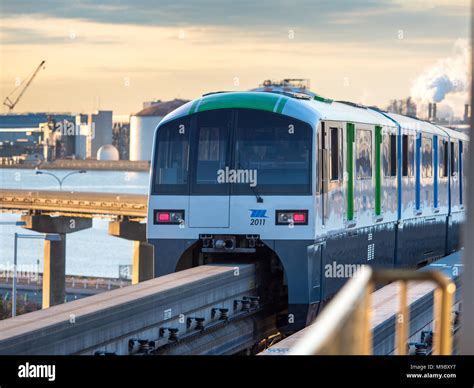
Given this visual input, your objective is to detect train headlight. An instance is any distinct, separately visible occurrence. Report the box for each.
[275,210,308,225]
[154,209,185,225]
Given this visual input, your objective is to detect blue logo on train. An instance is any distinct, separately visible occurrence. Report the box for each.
[249,209,268,218]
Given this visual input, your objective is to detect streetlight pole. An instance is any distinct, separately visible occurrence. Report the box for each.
[0,221,26,317]
[35,170,86,191]
[12,233,18,318]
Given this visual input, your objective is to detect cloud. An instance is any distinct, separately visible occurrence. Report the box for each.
[411,39,470,103]
[0,1,469,114]
[1,0,466,30]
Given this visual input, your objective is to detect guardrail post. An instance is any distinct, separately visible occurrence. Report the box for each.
[290,267,456,356]
[396,280,409,355]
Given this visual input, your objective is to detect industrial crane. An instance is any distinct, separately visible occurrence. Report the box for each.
[3,60,46,111]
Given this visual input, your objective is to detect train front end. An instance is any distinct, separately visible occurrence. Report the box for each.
[147,92,321,332]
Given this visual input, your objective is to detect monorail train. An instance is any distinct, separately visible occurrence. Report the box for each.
[147,91,469,333]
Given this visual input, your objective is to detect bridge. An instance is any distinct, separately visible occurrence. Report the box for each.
[0,189,469,356]
[0,189,147,219]
[0,189,150,309]
[0,253,461,356]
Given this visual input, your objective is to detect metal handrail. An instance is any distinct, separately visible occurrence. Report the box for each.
[289,266,456,355]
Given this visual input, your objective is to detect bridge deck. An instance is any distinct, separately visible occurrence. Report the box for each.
[0,189,147,219]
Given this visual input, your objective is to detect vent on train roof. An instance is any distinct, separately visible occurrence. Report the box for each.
[406,114,423,120]
[336,100,369,109]
[313,95,333,104]
[202,91,233,97]
[261,90,313,100]
[368,106,385,112]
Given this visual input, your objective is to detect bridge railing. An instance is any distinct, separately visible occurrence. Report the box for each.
[289,266,456,355]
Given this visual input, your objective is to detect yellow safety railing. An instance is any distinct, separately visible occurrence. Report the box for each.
[289,266,456,355]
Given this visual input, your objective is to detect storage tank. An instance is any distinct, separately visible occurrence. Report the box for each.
[97,144,119,160]
[129,99,189,161]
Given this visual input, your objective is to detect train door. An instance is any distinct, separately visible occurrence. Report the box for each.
[188,109,232,228]
[460,140,464,208]
[450,140,460,208]
[319,121,344,227]
[319,122,329,224]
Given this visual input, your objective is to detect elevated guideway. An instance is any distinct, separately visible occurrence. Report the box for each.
[0,189,147,219]
[0,189,150,305]
[0,264,276,355]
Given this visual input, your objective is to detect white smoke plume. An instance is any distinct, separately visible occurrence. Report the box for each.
[411,39,470,104]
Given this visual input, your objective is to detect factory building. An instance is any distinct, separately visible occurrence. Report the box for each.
[464,104,471,123]
[0,110,113,163]
[90,110,113,157]
[0,113,75,163]
[73,110,113,160]
[74,114,92,160]
[387,97,417,117]
[129,99,189,161]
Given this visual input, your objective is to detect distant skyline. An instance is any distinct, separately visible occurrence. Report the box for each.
[0,0,470,116]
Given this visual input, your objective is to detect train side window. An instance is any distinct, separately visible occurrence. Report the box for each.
[382,134,390,177]
[402,134,409,177]
[356,129,372,179]
[330,127,339,181]
[389,134,397,177]
[451,141,458,176]
[463,143,468,178]
[383,133,396,178]
[440,140,448,178]
[408,135,415,177]
[422,137,433,178]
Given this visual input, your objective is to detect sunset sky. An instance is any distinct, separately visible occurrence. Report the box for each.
[0,0,470,116]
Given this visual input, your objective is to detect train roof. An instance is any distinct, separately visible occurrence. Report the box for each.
[302,99,396,127]
[159,91,396,128]
[383,112,446,136]
[157,92,469,142]
[386,112,469,141]
[435,124,469,141]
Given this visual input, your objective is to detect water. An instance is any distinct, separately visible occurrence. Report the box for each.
[0,168,150,278]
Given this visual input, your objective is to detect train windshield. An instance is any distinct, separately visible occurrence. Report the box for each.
[233,109,312,194]
[152,109,312,195]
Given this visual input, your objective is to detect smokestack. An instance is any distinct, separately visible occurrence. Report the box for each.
[433,103,437,121]
[464,104,470,123]
[428,103,433,119]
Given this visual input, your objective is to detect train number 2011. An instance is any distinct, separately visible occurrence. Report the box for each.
[250,218,266,226]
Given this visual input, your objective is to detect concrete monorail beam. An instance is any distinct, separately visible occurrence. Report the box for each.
[108,220,153,284]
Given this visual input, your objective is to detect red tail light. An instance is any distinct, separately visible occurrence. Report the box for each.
[293,213,306,223]
[275,210,308,225]
[154,209,185,225]
[158,212,170,222]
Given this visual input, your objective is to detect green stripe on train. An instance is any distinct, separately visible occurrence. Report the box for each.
[346,123,355,221]
[188,92,288,114]
[188,99,200,114]
[375,125,382,216]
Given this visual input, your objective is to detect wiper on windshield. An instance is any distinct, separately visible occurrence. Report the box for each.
[237,161,263,203]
